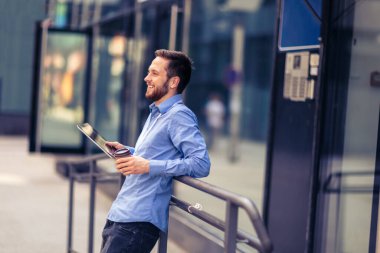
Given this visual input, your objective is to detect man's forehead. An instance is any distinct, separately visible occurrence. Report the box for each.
[149,57,169,71]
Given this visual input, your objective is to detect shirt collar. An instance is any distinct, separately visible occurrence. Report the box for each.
[149,94,183,114]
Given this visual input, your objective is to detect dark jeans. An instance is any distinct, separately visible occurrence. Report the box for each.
[101,220,160,253]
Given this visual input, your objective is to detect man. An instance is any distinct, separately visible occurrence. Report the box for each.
[102,49,210,253]
[204,93,225,150]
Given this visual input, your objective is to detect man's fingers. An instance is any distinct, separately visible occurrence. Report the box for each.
[116,159,130,168]
[106,141,124,149]
[115,157,134,174]
[116,157,132,165]
[114,156,147,175]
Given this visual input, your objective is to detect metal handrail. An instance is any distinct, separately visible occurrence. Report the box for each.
[65,154,272,253]
[169,196,264,250]
[166,176,273,253]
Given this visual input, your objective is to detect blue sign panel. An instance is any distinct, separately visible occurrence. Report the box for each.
[279,0,322,51]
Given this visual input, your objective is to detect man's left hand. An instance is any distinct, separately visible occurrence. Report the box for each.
[115,156,150,176]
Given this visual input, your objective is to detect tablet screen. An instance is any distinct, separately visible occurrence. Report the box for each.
[77,123,116,158]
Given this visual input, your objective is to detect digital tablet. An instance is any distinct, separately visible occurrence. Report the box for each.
[77,123,117,158]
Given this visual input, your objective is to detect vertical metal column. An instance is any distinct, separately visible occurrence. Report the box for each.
[35,19,50,152]
[369,108,380,252]
[128,1,143,146]
[67,166,75,253]
[88,161,97,253]
[168,4,178,50]
[181,0,192,54]
[157,231,168,253]
[224,201,238,253]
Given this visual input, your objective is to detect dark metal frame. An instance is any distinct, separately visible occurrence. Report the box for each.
[324,171,378,194]
[312,0,356,252]
[263,0,325,252]
[29,24,92,154]
[369,108,380,252]
[65,154,273,253]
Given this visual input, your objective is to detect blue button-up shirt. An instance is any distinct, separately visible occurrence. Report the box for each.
[107,94,210,232]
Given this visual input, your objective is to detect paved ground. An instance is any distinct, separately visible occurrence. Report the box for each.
[0,136,184,253]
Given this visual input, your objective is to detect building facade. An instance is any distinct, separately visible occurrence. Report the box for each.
[1,0,379,252]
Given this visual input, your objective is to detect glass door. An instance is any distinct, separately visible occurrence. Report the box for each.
[316,0,380,252]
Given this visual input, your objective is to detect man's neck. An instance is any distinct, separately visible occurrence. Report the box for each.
[154,92,178,106]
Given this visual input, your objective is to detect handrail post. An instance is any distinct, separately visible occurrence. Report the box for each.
[224,201,238,253]
[157,231,168,253]
[88,160,96,253]
[67,165,75,253]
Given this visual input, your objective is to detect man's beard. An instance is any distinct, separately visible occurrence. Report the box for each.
[145,79,170,101]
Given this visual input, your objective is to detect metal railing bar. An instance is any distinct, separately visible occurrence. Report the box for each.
[170,196,225,230]
[88,161,96,253]
[62,153,108,166]
[67,165,75,253]
[72,173,120,183]
[225,201,238,253]
[325,187,379,194]
[170,196,263,251]
[323,170,377,193]
[175,176,262,218]
[174,176,272,252]
[158,232,168,253]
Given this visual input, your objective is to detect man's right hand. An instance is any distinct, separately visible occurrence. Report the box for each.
[106,141,125,151]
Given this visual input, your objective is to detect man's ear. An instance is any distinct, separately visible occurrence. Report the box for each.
[170,76,180,89]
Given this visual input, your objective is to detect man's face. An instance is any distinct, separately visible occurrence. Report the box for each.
[144,57,171,103]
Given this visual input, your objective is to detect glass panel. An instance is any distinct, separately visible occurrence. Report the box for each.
[90,35,124,146]
[40,32,87,148]
[86,1,174,158]
[175,0,276,247]
[90,18,129,150]
[128,3,173,142]
[318,0,380,252]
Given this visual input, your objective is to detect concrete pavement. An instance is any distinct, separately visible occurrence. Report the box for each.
[0,136,184,253]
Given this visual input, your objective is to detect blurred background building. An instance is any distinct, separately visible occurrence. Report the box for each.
[0,0,379,252]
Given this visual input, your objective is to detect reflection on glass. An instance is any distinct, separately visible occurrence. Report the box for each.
[175,0,276,244]
[319,1,380,252]
[91,34,128,145]
[40,33,87,148]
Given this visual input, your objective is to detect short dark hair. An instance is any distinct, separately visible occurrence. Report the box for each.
[154,49,193,94]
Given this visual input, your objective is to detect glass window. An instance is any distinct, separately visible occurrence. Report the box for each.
[316,1,380,252]
[175,0,276,248]
[89,16,132,148]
